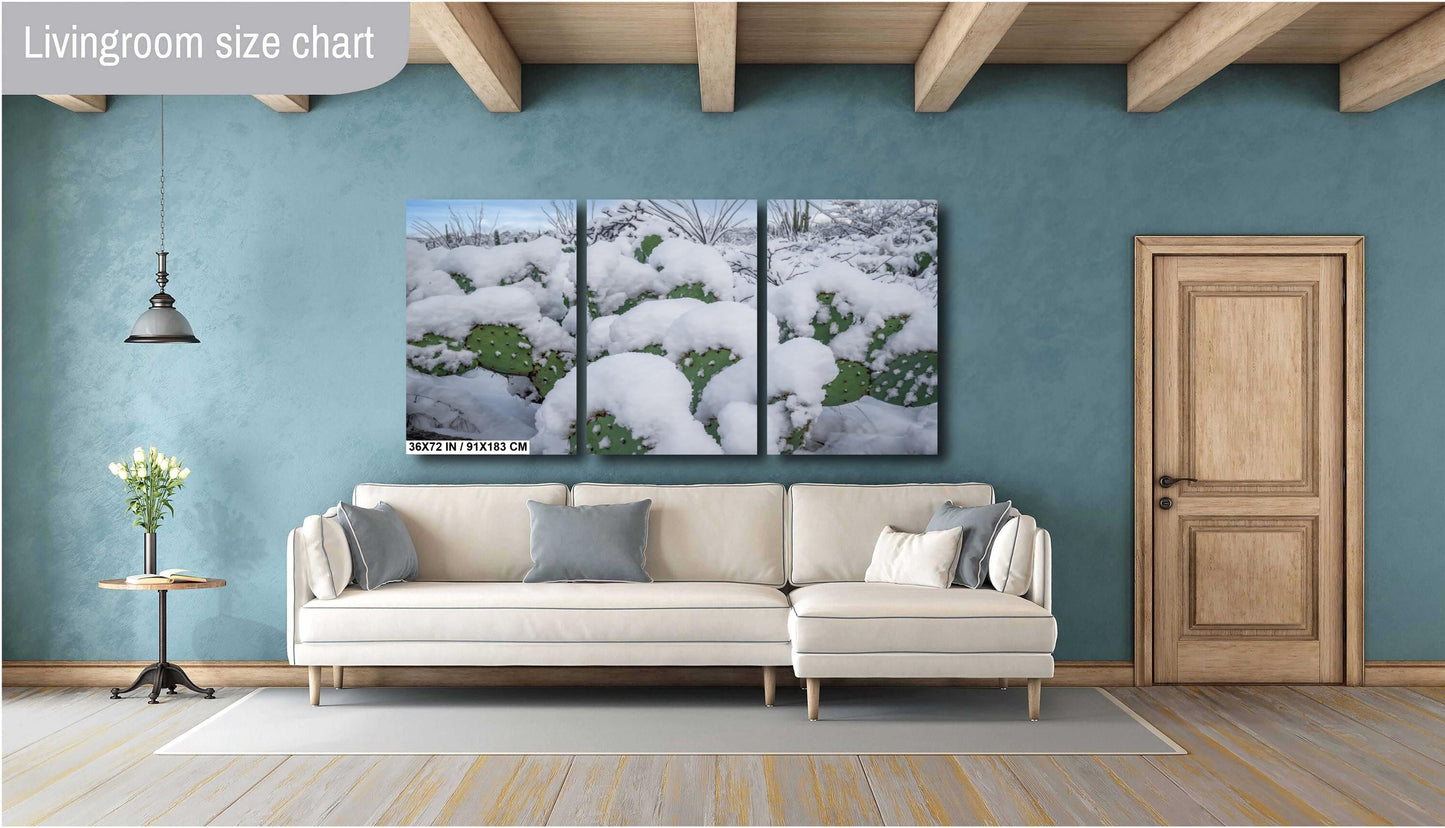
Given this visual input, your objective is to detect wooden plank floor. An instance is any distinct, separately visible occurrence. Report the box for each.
[5,685,1445,825]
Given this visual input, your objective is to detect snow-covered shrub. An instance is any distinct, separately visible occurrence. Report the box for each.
[766,199,938,454]
[585,200,759,455]
[405,200,577,453]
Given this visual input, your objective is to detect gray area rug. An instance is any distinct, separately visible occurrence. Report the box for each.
[158,685,1182,755]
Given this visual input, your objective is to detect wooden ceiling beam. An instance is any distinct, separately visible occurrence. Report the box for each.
[1127,3,1315,112]
[253,95,311,113]
[414,2,522,112]
[39,95,106,113]
[695,3,737,112]
[915,3,1028,112]
[1339,6,1445,112]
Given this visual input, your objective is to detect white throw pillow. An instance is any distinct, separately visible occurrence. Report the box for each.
[987,513,1036,596]
[298,508,352,599]
[864,526,963,589]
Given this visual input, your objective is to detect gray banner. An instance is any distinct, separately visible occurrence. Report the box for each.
[3,2,410,94]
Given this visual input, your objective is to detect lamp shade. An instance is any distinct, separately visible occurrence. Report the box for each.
[126,295,199,344]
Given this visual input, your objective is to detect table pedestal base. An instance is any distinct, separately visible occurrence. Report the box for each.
[110,661,215,704]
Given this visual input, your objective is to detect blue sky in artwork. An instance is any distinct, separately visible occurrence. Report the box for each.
[406,199,571,234]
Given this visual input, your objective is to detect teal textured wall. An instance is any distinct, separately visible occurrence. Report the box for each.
[4,64,1443,663]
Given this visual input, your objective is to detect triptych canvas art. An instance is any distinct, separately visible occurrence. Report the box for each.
[405,198,937,457]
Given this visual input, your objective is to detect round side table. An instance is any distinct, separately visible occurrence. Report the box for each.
[98,578,227,704]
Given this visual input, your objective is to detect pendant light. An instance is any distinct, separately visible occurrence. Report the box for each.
[126,96,199,344]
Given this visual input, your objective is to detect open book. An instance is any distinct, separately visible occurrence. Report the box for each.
[125,568,207,585]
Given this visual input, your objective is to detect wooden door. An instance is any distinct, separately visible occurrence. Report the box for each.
[1152,253,1345,683]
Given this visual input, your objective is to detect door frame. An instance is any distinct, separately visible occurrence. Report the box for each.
[1133,236,1365,687]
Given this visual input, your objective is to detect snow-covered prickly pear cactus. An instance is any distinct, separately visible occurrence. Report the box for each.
[808,292,853,344]
[765,338,838,454]
[531,351,572,398]
[406,332,469,375]
[463,323,534,376]
[585,412,647,455]
[677,347,738,410]
[823,360,871,406]
[871,349,939,407]
[583,353,724,455]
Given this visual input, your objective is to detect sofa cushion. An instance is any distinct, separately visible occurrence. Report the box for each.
[925,500,1013,588]
[789,484,995,585]
[298,581,790,645]
[988,514,1036,596]
[864,526,962,589]
[524,500,652,583]
[336,502,420,590]
[788,582,1056,655]
[352,483,567,581]
[296,509,351,599]
[572,484,785,585]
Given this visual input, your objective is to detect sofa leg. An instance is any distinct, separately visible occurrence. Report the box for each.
[333,666,344,690]
[806,678,820,721]
[999,677,1008,690]
[1028,678,1041,721]
[763,666,776,707]
[309,666,321,706]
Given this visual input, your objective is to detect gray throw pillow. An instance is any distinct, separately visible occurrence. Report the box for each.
[927,500,1013,588]
[525,500,652,583]
[336,501,419,590]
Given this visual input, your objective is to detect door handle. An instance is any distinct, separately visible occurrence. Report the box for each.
[1158,475,1199,488]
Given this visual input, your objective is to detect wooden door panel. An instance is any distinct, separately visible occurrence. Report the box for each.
[1188,289,1313,489]
[1153,253,1344,684]
[1186,519,1315,633]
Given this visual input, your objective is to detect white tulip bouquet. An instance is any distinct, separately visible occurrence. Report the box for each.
[109,446,191,532]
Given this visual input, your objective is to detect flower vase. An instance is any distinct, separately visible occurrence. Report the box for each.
[144,532,157,575]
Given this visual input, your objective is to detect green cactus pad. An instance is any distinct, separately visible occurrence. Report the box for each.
[586,412,648,455]
[871,350,939,407]
[498,262,546,287]
[767,394,815,454]
[463,324,535,376]
[676,347,738,410]
[823,359,870,406]
[633,234,663,263]
[810,293,855,344]
[406,333,473,375]
[780,423,809,454]
[609,290,661,317]
[666,283,719,303]
[867,316,907,360]
[912,251,934,272]
[704,418,721,442]
[530,350,572,398]
[448,272,475,293]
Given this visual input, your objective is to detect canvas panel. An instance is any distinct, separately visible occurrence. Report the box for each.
[765,199,939,455]
[582,199,761,455]
[404,199,578,455]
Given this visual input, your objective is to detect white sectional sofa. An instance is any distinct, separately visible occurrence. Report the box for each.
[287,482,1054,720]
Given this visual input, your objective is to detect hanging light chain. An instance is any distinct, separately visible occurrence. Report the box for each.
[158,95,166,254]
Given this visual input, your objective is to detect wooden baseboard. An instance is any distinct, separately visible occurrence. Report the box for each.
[1362,661,1445,686]
[1,660,1134,688]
